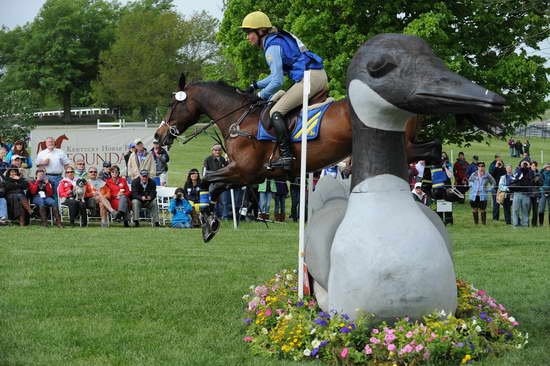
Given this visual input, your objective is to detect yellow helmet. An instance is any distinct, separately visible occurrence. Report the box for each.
[240,11,272,29]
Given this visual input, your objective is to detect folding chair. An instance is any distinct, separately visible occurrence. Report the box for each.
[156,186,177,226]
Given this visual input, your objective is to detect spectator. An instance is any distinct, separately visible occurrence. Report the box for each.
[4,167,33,226]
[74,159,88,179]
[412,182,431,205]
[341,156,352,179]
[508,138,515,157]
[520,152,531,164]
[99,161,112,181]
[538,162,550,226]
[408,163,419,190]
[488,154,501,175]
[441,152,452,170]
[498,164,514,225]
[0,146,9,176]
[258,178,275,220]
[183,168,202,227]
[514,140,523,156]
[169,187,193,228]
[415,160,425,182]
[203,144,229,219]
[523,140,530,156]
[529,161,541,227]
[36,136,71,201]
[130,169,160,227]
[127,139,156,181]
[289,178,300,222]
[6,140,32,171]
[124,143,136,179]
[87,167,119,227]
[0,136,9,152]
[510,160,533,227]
[453,152,469,198]
[466,155,479,178]
[468,162,495,225]
[58,167,91,227]
[490,159,506,221]
[152,140,170,186]
[28,169,63,227]
[0,173,8,225]
[8,155,29,179]
[274,180,288,222]
[105,165,131,227]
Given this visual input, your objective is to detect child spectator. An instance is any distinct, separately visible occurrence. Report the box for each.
[169,188,193,228]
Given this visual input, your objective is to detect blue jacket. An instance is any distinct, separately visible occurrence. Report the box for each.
[541,169,550,192]
[257,31,323,100]
[466,162,478,178]
[169,198,192,227]
[469,171,496,201]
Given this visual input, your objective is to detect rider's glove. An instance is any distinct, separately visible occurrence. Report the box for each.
[244,81,258,94]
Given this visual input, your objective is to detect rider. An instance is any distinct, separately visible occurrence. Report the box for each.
[240,11,328,170]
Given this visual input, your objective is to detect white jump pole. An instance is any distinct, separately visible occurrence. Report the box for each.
[230,188,237,229]
[298,71,311,299]
[541,150,544,165]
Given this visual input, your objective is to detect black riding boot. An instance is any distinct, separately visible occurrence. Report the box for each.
[200,204,220,243]
[269,112,294,171]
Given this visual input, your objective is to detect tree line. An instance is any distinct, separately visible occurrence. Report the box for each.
[0,0,548,144]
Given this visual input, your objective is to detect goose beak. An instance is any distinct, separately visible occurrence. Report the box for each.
[411,71,505,115]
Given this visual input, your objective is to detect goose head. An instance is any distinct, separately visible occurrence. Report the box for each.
[347,33,505,132]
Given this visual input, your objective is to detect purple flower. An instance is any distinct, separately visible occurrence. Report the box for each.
[342,313,350,320]
[339,327,351,333]
[486,317,493,323]
[320,340,329,347]
[319,312,331,319]
[314,319,329,326]
[291,286,298,291]
[244,318,252,324]
[456,342,464,348]
[296,301,304,307]
[311,347,319,357]
[480,312,487,320]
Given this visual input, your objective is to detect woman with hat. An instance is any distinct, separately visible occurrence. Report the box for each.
[240,11,327,170]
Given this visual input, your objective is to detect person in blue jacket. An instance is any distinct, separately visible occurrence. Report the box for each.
[240,11,328,170]
[170,187,193,228]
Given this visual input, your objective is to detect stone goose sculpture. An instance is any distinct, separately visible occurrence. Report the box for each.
[304,34,505,322]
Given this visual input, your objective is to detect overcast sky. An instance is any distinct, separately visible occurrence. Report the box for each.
[0,0,224,29]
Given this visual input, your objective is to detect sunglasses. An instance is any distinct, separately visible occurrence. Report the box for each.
[89,171,97,173]
[66,171,75,173]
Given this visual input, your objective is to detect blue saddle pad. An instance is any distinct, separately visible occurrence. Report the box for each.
[256,102,332,141]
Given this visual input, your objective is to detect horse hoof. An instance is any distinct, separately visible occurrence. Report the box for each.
[202,224,216,243]
[209,216,220,233]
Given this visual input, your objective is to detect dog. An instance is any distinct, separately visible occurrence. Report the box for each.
[74,178,87,202]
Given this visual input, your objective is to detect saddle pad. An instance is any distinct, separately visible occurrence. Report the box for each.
[256,102,332,141]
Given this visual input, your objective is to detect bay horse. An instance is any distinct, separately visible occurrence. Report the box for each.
[154,74,437,187]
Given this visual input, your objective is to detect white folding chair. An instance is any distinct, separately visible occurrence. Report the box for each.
[156,186,177,225]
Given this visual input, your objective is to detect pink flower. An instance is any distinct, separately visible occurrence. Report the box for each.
[265,308,272,317]
[512,321,519,326]
[405,331,414,338]
[423,351,430,359]
[415,344,424,352]
[384,334,397,344]
[243,336,253,342]
[399,326,405,331]
[340,348,349,358]
[431,332,437,338]
[387,344,396,351]
[383,327,395,334]
[364,345,373,354]
[400,344,413,353]
[248,297,259,311]
[478,290,486,296]
[372,329,380,334]
[254,286,268,297]
[370,337,380,344]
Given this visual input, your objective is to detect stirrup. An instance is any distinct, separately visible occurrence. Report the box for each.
[266,156,294,170]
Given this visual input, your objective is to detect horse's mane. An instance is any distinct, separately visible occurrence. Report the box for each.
[191,80,257,103]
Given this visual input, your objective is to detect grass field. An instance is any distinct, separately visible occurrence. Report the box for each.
[1,134,550,365]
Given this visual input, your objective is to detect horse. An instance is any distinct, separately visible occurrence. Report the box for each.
[154,74,437,187]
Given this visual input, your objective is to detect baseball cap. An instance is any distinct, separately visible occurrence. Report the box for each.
[153,140,160,144]
[103,161,112,168]
[212,144,222,151]
[128,143,136,148]
[414,182,422,189]
[11,154,22,161]
[139,169,149,176]
[134,138,143,145]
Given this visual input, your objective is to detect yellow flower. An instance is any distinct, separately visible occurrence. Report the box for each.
[282,345,291,352]
[461,354,472,364]
[339,323,345,327]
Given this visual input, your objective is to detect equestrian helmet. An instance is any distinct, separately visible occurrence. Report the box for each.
[241,11,272,30]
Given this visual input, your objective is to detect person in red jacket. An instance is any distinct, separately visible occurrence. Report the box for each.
[105,165,130,227]
[28,169,63,227]
[57,167,92,226]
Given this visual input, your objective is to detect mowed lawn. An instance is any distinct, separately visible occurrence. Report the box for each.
[1,134,550,365]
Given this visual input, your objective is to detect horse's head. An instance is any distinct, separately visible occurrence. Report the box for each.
[155,73,202,146]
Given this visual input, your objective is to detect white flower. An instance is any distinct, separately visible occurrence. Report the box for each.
[249,285,255,290]
[286,274,293,281]
[525,332,529,339]
[310,328,316,335]
[472,319,477,326]
[312,339,321,348]
[438,309,447,317]
[508,316,516,323]
[516,344,523,349]
[304,349,311,356]
[460,322,467,330]
[285,314,293,320]
[475,325,482,333]
[242,294,250,300]
[262,328,268,334]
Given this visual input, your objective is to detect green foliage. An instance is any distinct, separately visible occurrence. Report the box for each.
[218,0,550,144]
[1,0,119,122]
[93,9,219,119]
[0,89,37,143]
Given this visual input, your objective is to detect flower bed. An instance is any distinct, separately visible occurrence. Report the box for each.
[242,269,528,365]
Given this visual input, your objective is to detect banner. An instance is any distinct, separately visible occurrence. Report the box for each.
[30,126,157,172]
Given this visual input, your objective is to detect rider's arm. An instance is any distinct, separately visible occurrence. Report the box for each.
[257,45,284,100]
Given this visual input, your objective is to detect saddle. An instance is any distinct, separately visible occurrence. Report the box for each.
[259,88,330,135]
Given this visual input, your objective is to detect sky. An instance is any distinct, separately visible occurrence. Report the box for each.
[0,0,224,29]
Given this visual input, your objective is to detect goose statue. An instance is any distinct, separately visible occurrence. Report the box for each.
[304,34,505,322]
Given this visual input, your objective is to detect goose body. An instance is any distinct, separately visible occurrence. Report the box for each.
[304,34,505,321]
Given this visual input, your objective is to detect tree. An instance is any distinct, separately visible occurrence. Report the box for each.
[3,0,118,122]
[218,0,549,144]
[0,89,37,143]
[93,9,220,119]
